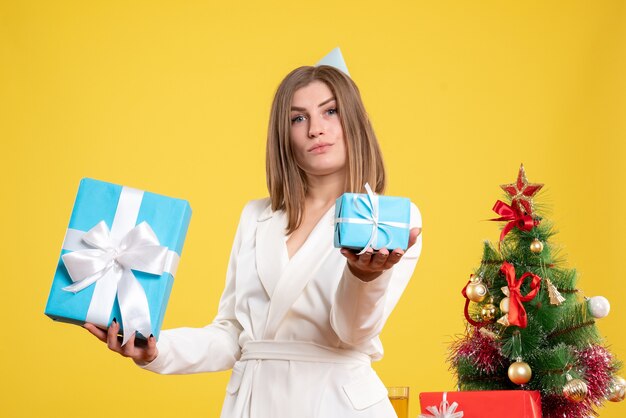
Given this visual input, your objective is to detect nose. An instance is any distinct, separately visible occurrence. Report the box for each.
[308,115,325,139]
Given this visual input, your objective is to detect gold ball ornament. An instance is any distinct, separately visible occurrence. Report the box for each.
[466,278,488,302]
[608,376,626,402]
[481,304,498,321]
[500,297,510,313]
[563,375,588,402]
[508,360,532,385]
[530,238,544,253]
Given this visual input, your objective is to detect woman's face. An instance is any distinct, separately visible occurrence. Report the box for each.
[289,80,347,180]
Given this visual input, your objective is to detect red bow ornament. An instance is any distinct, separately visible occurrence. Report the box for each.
[491,200,537,248]
[500,262,542,328]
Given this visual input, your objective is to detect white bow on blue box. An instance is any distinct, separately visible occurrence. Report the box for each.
[45,178,192,345]
[334,183,411,255]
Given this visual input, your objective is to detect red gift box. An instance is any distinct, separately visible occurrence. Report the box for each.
[419,390,541,418]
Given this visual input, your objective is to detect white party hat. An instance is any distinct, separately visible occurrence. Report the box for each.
[315,47,350,76]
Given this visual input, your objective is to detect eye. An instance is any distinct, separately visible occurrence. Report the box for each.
[291,115,307,124]
[326,108,338,116]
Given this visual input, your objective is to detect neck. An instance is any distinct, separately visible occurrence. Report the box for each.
[304,171,346,210]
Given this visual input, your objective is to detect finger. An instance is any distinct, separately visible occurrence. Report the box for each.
[120,331,137,358]
[340,248,358,263]
[107,318,122,353]
[84,323,107,343]
[145,335,158,362]
[384,249,404,268]
[408,227,422,248]
[371,248,389,268]
[356,248,374,268]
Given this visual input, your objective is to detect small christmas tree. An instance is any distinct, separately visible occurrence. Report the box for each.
[449,165,625,417]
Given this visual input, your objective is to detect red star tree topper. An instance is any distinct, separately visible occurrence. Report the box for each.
[500,164,544,216]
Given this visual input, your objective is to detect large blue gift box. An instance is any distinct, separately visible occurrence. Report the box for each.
[45,178,191,342]
[334,186,411,252]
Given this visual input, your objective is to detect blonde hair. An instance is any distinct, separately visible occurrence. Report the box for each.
[266,65,386,234]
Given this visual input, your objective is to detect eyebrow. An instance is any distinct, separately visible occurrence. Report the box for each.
[290,97,336,112]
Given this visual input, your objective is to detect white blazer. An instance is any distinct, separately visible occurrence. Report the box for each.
[141,198,423,418]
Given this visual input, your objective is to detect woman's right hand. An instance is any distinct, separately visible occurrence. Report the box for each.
[84,320,158,366]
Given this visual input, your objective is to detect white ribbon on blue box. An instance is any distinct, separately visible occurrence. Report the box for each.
[334,183,411,255]
[45,178,192,345]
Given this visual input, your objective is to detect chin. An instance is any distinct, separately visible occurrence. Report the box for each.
[299,155,347,177]
[304,165,346,177]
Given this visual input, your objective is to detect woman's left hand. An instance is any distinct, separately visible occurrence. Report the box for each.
[340,227,422,282]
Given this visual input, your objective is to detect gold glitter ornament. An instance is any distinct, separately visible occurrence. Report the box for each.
[497,314,510,327]
[481,304,498,321]
[466,277,488,302]
[608,376,626,402]
[497,288,511,326]
[546,278,565,305]
[500,297,510,313]
[508,359,532,385]
[530,238,544,253]
[563,374,588,402]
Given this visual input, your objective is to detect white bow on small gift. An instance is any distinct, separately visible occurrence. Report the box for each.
[335,183,410,255]
[419,392,464,418]
[62,220,171,345]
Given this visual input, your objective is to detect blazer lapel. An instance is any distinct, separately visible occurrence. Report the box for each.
[255,205,288,299]
[263,206,336,340]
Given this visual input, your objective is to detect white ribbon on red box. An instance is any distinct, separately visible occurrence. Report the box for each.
[419,392,464,418]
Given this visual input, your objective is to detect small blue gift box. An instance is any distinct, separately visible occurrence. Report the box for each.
[334,186,411,252]
[45,178,191,342]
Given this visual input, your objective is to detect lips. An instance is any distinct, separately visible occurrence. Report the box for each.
[308,142,333,153]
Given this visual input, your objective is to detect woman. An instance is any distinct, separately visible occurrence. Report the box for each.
[85,63,422,417]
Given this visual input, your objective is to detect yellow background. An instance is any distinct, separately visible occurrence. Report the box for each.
[2,1,624,417]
